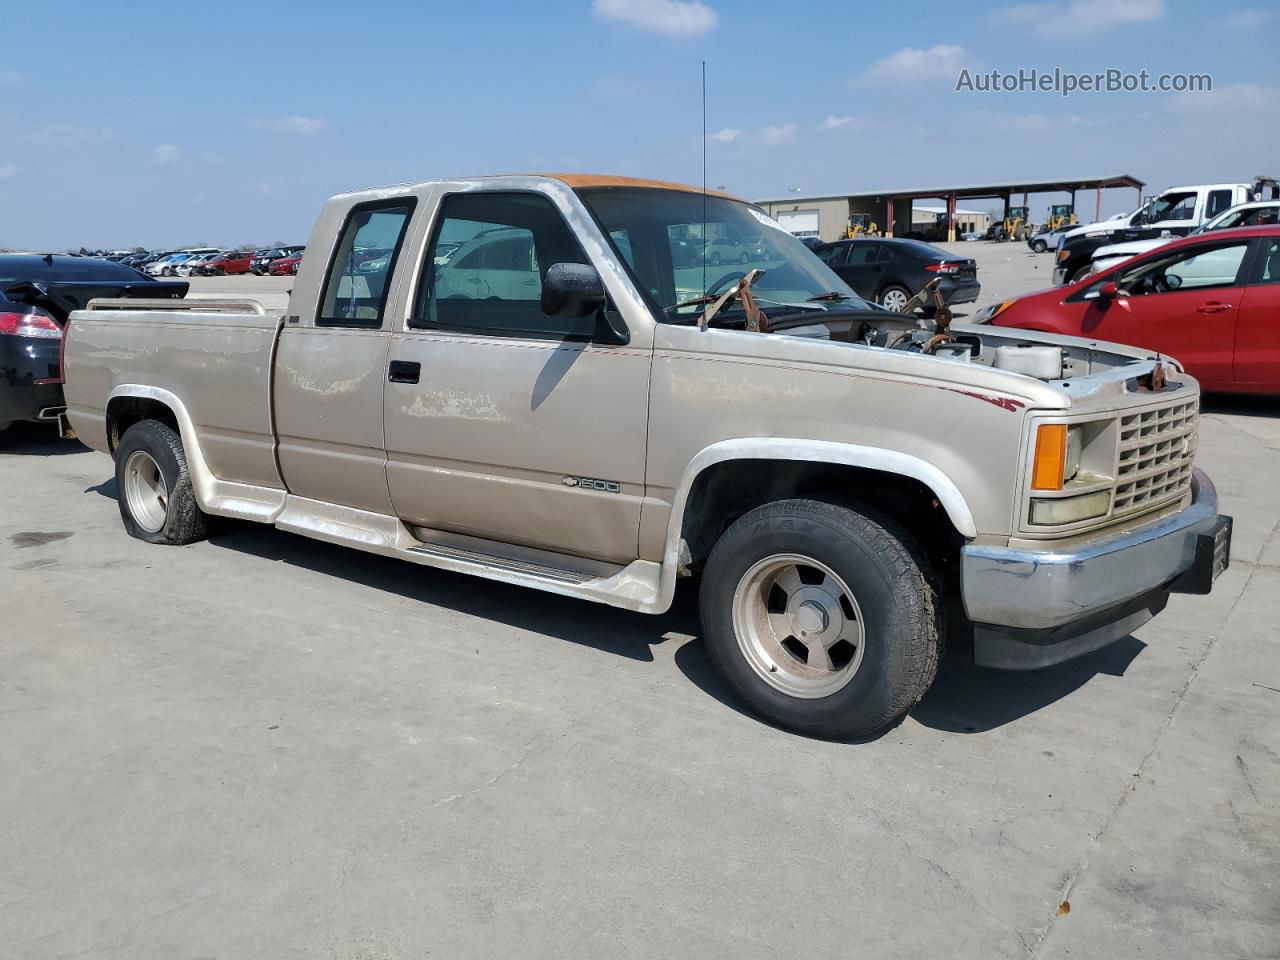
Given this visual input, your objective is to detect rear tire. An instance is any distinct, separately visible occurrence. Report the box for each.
[114,420,210,545]
[699,499,941,739]
[1032,239,1047,253]
[878,284,911,312]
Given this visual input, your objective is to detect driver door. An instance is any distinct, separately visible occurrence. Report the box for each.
[1082,239,1250,385]
[383,190,649,564]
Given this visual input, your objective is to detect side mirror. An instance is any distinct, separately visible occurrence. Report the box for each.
[541,262,605,319]
[1098,280,1118,300]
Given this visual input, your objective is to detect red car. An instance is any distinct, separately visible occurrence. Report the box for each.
[987,226,1280,394]
[268,252,302,276]
[198,250,254,276]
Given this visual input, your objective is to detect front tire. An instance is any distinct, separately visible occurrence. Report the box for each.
[1032,239,1047,253]
[699,499,941,739]
[114,420,210,545]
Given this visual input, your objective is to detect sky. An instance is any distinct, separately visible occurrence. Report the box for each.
[2,0,1277,250]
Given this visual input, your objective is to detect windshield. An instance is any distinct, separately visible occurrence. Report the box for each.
[576,188,868,320]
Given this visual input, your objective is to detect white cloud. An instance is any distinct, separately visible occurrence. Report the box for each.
[20,123,112,145]
[0,164,18,179]
[707,127,742,142]
[1171,82,1272,113]
[250,114,329,135]
[816,115,853,131]
[150,144,182,166]
[759,121,798,145]
[252,182,273,197]
[1008,112,1051,131]
[592,0,718,38]
[862,44,972,85]
[1226,8,1276,28]
[993,0,1163,37]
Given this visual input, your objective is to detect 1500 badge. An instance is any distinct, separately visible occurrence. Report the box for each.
[562,476,621,493]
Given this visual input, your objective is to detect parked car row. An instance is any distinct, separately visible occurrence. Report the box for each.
[81,246,306,277]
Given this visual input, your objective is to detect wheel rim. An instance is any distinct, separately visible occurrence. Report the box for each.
[731,553,866,699]
[123,450,169,533]
[881,288,909,311]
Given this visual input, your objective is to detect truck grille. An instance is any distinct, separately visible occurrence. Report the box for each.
[1113,399,1198,516]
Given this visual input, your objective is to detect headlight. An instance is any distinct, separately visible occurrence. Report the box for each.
[1030,491,1110,525]
[973,299,1015,324]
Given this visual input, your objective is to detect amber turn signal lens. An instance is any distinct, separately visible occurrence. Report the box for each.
[1031,424,1068,491]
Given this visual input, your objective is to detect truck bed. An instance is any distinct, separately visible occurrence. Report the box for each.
[64,301,285,492]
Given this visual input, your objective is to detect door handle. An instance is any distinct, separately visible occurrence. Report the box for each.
[388,360,421,383]
[1195,302,1233,314]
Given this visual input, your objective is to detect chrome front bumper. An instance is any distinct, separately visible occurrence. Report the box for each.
[961,469,1230,669]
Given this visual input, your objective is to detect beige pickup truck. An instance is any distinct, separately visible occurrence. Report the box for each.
[63,174,1231,738]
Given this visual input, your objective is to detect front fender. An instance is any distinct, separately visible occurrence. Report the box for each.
[652,437,978,611]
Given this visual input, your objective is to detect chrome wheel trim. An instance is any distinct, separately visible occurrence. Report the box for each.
[123,450,169,533]
[881,288,909,311]
[731,553,866,699]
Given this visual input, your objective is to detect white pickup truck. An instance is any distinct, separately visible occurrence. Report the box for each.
[1054,182,1264,285]
[1088,199,1280,277]
[61,174,1232,738]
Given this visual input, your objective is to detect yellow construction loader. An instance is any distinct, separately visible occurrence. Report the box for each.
[845,214,880,239]
[1045,204,1077,232]
[994,205,1030,242]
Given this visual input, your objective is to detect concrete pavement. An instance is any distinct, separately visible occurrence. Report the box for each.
[1,265,1277,959]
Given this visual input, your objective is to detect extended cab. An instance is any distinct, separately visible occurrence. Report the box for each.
[62,175,1232,738]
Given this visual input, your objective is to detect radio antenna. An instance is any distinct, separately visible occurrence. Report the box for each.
[701,60,707,299]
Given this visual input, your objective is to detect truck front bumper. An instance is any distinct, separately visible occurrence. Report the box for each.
[961,469,1231,670]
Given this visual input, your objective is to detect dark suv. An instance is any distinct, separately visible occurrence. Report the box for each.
[812,238,980,313]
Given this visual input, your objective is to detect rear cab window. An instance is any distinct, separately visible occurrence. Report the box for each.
[317,199,416,328]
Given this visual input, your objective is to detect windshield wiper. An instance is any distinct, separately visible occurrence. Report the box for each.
[808,292,850,302]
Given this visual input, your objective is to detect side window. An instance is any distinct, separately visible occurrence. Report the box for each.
[875,245,895,264]
[846,243,878,265]
[1118,242,1250,296]
[413,191,595,338]
[1165,195,1197,222]
[815,244,847,265]
[1205,190,1233,220]
[318,200,415,328]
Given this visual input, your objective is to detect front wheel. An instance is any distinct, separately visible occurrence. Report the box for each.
[699,499,941,739]
[1032,239,1047,253]
[115,420,211,545]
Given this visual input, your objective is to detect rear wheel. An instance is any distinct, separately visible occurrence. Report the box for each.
[114,420,210,545]
[1032,239,1047,253]
[699,499,941,739]
[878,284,911,311]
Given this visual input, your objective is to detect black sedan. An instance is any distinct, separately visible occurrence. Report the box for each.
[812,238,980,313]
[0,256,186,441]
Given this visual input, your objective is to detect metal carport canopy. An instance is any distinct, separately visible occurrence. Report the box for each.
[754,174,1145,240]
[753,174,1145,205]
